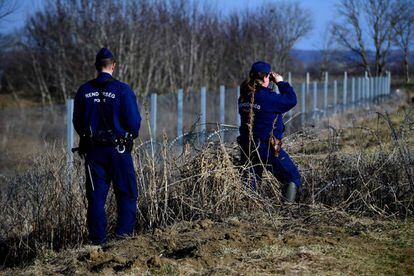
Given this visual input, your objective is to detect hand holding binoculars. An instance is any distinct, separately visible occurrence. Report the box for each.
[269,72,283,83]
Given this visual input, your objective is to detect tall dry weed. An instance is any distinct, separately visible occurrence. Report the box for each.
[0,108,413,267]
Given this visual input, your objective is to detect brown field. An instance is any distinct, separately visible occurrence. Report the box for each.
[1,88,413,275]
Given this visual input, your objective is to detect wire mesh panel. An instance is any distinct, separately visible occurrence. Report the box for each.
[155,92,178,139]
[205,87,221,131]
[225,87,238,127]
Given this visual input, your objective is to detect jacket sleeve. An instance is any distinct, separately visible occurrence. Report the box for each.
[268,81,297,113]
[122,85,141,138]
[72,87,85,136]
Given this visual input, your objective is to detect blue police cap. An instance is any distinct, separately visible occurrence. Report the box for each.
[96,48,114,61]
[251,61,271,74]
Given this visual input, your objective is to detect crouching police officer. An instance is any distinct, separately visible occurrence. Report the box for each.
[238,61,301,202]
[73,48,142,245]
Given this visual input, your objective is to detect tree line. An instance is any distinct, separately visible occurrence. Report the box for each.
[0,0,412,105]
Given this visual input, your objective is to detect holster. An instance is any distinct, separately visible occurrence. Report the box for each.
[78,134,92,155]
[269,136,283,157]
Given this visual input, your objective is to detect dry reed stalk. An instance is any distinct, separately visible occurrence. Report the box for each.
[0,109,413,267]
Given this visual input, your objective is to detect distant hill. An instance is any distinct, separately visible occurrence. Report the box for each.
[291,48,414,67]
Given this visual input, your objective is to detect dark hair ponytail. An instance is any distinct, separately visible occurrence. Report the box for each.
[240,70,268,102]
[239,70,268,147]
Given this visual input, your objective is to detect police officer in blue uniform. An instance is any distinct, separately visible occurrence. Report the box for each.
[73,48,141,245]
[238,61,300,202]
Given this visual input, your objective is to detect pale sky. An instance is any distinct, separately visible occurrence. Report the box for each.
[1,0,338,50]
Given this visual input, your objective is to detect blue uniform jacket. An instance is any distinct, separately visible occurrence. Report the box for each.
[239,81,297,142]
[73,72,141,139]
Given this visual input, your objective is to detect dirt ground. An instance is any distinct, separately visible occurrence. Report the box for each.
[3,204,413,275]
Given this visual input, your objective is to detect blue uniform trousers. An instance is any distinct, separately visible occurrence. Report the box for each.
[240,141,301,191]
[84,147,138,245]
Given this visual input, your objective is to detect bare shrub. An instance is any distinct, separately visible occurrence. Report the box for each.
[0,109,413,267]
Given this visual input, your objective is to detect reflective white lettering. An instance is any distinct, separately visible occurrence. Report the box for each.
[85,91,116,99]
[239,102,261,110]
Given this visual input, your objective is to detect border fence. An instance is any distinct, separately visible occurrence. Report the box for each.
[57,71,391,179]
[65,71,391,159]
[0,70,392,179]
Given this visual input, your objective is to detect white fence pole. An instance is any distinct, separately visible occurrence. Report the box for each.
[313,81,317,119]
[370,77,375,101]
[236,86,240,126]
[66,99,74,186]
[365,72,369,106]
[150,93,157,153]
[177,89,183,146]
[324,71,328,116]
[343,71,348,109]
[288,72,293,118]
[220,85,225,140]
[301,82,306,125]
[200,86,206,144]
[351,77,355,108]
[306,72,310,95]
[333,80,338,113]
[387,71,391,94]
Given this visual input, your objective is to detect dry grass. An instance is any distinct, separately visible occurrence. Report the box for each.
[0,105,413,268]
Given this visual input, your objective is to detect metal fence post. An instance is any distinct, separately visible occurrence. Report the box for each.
[333,80,337,113]
[357,78,360,105]
[288,72,293,118]
[313,81,317,119]
[385,74,388,95]
[365,72,369,106]
[351,77,355,108]
[378,76,382,98]
[381,76,384,102]
[220,85,225,140]
[343,71,348,110]
[380,76,383,100]
[387,71,391,95]
[236,86,240,126]
[370,77,375,101]
[362,77,366,104]
[301,82,306,126]
[200,86,206,144]
[324,71,328,116]
[150,93,157,153]
[177,89,183,146]
[66,99,74,186]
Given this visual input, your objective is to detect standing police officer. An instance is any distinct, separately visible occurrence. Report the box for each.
[238,61,300,202]
[73,48,141,245]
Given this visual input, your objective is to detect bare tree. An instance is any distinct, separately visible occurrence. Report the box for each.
[265,1,313,73]
[332,0,372,74]
[332,0,398,76]
[392,0,414,83]
[1,0,313,103]
[364,0,396,76]
[315,25,338,80]
[0,0,17,21]
[225,1,312,81]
